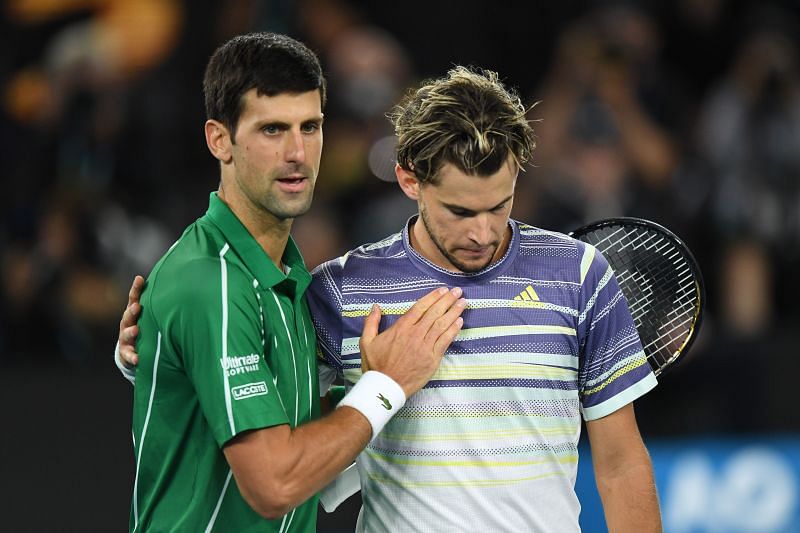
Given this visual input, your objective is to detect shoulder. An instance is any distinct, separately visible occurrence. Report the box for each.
[146,226,254,312]
[515,221,582,253]
[311,230,404,284]
[514,220,598,269]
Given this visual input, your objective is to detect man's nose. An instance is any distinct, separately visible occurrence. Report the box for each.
[467,214,493,245]
[284,129,306,165]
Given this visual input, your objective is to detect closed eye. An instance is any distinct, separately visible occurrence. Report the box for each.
[446,200,509,217]
[449,208,476,218]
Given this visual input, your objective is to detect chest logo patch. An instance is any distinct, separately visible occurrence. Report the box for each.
[514,285,540,301]
[232,381,269,400]
[221,353,261,376]
[512,285,548,308]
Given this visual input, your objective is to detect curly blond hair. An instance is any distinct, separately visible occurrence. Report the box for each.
[389,66,535,184]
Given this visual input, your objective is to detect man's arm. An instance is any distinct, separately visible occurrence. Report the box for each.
[116,276,464,519]
[224,406,369,518]
[225,287,464,518]
[585,403,662,533]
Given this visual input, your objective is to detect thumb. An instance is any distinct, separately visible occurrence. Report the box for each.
[360,304,382,346]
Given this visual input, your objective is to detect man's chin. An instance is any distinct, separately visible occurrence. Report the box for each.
[276,206,312,221]
[266,195,314,221]
[448,254,494,273]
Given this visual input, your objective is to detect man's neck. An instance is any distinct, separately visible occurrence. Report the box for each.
[218,187,291,270]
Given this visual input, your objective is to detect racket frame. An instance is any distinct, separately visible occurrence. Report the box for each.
[569,217,705,376]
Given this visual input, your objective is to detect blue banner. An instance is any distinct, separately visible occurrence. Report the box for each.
[576,437,800,532]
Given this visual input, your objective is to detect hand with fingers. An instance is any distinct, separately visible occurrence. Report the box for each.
[359,286,466,397]
[118,275,145,369]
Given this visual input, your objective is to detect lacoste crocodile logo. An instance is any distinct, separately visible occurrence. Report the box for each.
[377,393,392,411]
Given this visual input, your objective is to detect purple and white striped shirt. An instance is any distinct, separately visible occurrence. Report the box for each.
[308,217,657,532]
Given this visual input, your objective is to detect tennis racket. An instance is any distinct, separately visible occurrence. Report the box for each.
[570,217,705,376]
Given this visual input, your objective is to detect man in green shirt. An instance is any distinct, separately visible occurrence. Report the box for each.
[123,32,466,532]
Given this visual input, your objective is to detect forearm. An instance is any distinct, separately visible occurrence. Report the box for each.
[587,404,662,532]
[282,406,370,497]
[225,406,371,519]
[595,451,662,533]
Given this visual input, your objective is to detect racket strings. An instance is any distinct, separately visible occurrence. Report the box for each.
[578,225,701,375]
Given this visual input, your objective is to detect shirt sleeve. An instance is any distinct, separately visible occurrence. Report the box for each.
[318,360,339,396]
[154,255,290,447]
[575,242,657,421]
[307,258,345,373]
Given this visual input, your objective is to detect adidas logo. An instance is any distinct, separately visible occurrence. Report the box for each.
[514,285,540,301]
[512,285,547,308]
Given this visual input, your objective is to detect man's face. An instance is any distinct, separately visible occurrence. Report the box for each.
[414,159,517,273]
[228,89,323,221]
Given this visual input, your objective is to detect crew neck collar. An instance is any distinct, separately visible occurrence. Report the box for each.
[401,215,519,284]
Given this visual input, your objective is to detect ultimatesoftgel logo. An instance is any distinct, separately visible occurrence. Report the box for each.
[221,354,261,377]
[232,381,268,401]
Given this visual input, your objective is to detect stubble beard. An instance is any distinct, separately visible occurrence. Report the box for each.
[418,206,496,274]
[259,166,316,221]
[262,186,315,221]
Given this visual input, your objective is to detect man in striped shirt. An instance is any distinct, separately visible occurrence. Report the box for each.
[307,67,661,532]
[116,33,465,532]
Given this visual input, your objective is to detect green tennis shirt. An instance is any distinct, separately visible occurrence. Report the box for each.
[130,193,320,532]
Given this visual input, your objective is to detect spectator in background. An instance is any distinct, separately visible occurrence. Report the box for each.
[697,9,800,253]
[315,24,419,246]
[693,5,800,433]
[0,0,184,364]
[528,4,683,233]
[0,190,127,363]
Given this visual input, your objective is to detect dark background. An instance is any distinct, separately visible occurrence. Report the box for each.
[2,0,799,530]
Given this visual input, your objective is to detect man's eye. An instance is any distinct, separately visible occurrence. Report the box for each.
[262,125,280,134]
[302,123,319,133]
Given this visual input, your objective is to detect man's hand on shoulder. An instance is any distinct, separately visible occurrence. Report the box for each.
[118,275,145,369]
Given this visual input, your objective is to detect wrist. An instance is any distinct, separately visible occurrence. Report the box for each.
[337,371,406,441]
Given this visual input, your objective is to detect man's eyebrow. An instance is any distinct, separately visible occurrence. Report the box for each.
[441,194,513,212]
[257,120,290,129]
[256,115,324,128]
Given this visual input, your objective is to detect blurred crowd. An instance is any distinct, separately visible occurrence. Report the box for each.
[1,0,799,435]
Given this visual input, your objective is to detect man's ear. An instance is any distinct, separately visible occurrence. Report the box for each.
[205,119,233,164]
[396,163,421,200]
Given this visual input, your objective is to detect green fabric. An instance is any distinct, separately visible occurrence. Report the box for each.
[328,385,347,407]
[130,193,319,532]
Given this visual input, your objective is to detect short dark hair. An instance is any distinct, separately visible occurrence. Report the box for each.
[389,66,535,185]
[203,32,326,140]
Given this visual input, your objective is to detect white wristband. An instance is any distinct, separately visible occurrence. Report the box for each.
[337,371,406,441]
